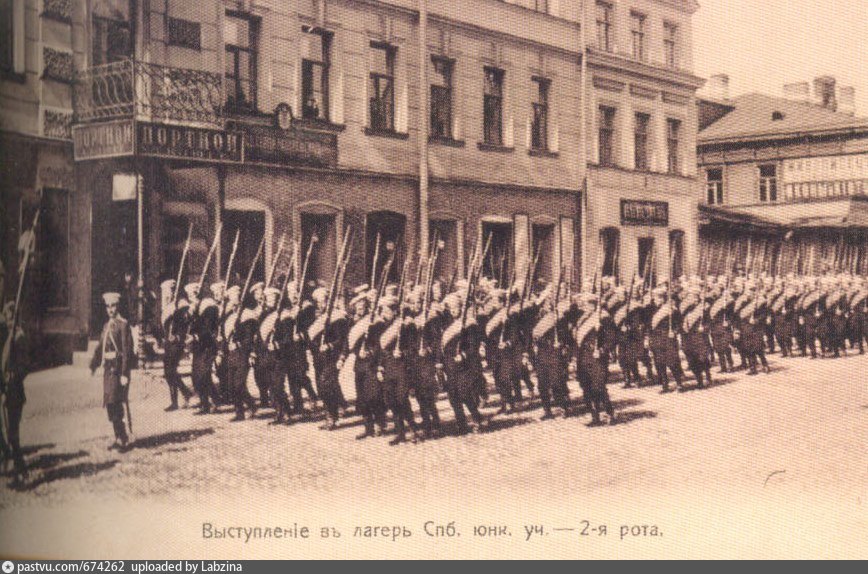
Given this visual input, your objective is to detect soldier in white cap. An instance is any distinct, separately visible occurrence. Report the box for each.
[220,285,258,421]
[89,292,135,450]
[188,281,222,414]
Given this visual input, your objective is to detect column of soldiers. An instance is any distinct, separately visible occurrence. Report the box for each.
[143,228,868,447]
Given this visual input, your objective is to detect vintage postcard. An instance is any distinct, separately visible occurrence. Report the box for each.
[0,0,865,560]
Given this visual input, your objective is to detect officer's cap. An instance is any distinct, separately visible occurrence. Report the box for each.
[102,292,121,305]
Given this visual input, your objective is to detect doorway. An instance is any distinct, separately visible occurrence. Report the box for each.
[221,209,266,288]
[480,220,513,284]
[366,211,406,287]
[300,212,337,292]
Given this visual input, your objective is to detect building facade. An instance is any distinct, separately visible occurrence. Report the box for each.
[0,0,85,363]
[697,75,868,276]
[0,0,704,357]
[582,0,702,285]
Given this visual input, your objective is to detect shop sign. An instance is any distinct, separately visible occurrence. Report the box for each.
[243,124,337,168]
[73,120,135,161]
[137,122,242,162]
[620,200,669,226]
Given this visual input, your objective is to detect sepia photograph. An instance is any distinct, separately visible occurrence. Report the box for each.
[0,0,865,560]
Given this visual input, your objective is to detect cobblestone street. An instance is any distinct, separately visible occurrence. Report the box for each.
[0,351,865,558]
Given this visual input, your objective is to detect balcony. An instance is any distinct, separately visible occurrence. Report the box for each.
[73,59,223,127]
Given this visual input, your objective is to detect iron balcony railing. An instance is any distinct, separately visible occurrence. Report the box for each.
[74,59,224,126]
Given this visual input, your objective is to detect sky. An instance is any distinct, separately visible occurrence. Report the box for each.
[693,0,868,115]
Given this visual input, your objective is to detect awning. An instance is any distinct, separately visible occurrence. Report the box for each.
[700,197,868,230]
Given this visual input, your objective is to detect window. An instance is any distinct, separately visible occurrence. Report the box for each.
[1,0,12,71]
[601,227,620,280]
[664,22,678,68]
[430,57,453,139]
[666,118,681,174]
[596,2,613,53]
[224,12,259,111]
[706,168,724,205]
[631,11,646,61]
[168,17,201,50]
[598,106,616,167]
[368,42,395,132]
[532,223,556,284]
[41,189,70,309]
[483,67,504,145]
[638,237,656,286]
[92,17,131,66]
[301,29,331,121]
[759,165,778,202]
[634,112,650,171]
[531,77,549,150]
[669,230,685,280]
[534,0,549,13]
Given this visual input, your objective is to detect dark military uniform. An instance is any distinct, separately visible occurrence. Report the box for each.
[308,308,349,429]
[647,300,685,391]
[162,301,193,410]
[188,297,220,413]
[573,312,615,424]
[2,322,30,478]
[346,313,386,436]
[413,305,445,437]
[797,287,821,359]
[259,307,292,423]
[847,289,866,354]
[285,301,318,414]
[379,314,419,444]
[532,306,572,419]
[680,298,713,388]
[90,314,135,446]
[223,307,258,421]
[442,313,485,435]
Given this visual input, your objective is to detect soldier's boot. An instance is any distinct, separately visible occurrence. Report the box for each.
[695,371,705,389]
[356,418,375,440]
[705,369,713,387]
[759,354,771,374]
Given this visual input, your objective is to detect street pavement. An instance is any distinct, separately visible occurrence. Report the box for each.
[0,351,865,559]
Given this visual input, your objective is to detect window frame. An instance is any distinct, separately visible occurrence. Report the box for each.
[634,112,650,171]
[630,11,646,61]
[483,66,505,146]
[224,10,260,113]
[598,105,616,167]
[663,21,678,68]
[301,28,332,122]
[530,76,550,151]
[666,118,681,175]
[596,1,613,53]
[429,56,454,140]
[706,168,724,205]
[759,164,778,202]
[368,41,396,132]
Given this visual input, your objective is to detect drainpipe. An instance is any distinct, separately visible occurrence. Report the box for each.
[418,0,430,264]
[578,0,589,286]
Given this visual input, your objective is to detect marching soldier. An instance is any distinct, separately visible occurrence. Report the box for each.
[847,280,866,354]
[573,293,616,425]
[413,280,445,438]
[2,300,31,484]
[160,279,193,411]
[187,282,221,415]
[531,283,573,419]
[646,285,685,392]
[797,278,821,359]
[441,291,486,435]
[308,286,349,431]
[379,291,420,444]
[771,277,798,358]
[248,281,271,408]
[484,287,519,413]
[284,281,318,415]
[734,280,770,375]
[89,292,135,450]
[344,286,386,438]
[258,287,293,424]
[680,284,713,389]
[219,285,258,422]
[708,277,735,373]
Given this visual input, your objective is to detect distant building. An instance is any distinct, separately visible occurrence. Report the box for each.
[697,75,868,276]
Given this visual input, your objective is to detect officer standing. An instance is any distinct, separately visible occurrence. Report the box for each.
[89,292,135,451]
